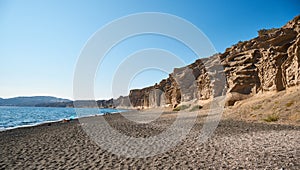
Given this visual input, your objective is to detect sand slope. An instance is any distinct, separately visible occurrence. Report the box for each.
[225,86,300,125]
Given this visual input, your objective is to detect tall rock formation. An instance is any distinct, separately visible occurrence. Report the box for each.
[113,15,300,108]
[220,15,300,105]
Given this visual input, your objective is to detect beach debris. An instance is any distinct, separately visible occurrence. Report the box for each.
[104,112,111,115]
[62,119,70,123]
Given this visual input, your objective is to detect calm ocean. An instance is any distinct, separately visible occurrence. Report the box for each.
[0,107,124,131]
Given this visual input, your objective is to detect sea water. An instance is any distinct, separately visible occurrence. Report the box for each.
[0,106,124,130]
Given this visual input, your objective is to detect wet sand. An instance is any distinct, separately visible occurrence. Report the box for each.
[0,111,299,169]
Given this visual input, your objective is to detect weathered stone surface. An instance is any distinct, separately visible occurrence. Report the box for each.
[125,54,226,108]
[220,15,300,105]
[114,15,300,108]
[112,96,130,108]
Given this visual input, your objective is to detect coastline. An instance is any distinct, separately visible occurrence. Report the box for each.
[2,105,299,132]
[0,107,130,132]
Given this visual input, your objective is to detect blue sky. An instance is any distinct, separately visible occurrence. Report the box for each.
[0,0,299,100]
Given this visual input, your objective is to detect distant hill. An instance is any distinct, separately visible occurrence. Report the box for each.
[0,96,71,107]
[35,101,74,108]
[36,99,115,108]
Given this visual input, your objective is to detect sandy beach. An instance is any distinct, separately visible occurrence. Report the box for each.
[0,110,299,169]
[1,1,299,169]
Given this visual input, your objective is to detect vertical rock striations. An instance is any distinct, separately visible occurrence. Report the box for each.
[113,15,300,108]
[220,15,300,105]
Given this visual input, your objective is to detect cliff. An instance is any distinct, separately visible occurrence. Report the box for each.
[221,15,300,105]
[111,15,300,109]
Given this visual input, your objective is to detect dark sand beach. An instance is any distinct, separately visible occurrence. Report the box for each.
[0,111,299,169]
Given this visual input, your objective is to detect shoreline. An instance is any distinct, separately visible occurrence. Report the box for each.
[0,108,130,132]
[1,106,300,133]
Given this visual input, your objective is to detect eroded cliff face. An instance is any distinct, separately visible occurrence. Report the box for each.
[122,54,226,108]
[114,15,300,108]
[221,15,300,105]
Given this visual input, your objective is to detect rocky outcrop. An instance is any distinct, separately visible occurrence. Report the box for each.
[220,15,300,105]
[112,96,130,108]
[113,15,300,108]
[122,54,226,108]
